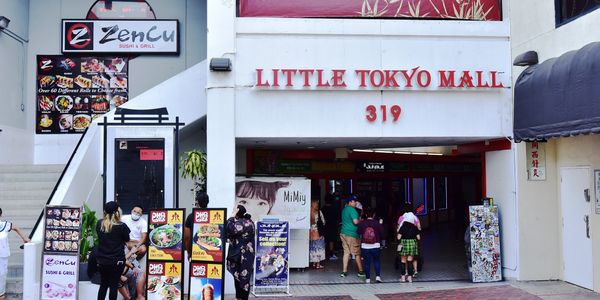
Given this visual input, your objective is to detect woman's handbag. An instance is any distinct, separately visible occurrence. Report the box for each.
[397,243,403,253]
[226,243,242,264]
[316,212,326,237]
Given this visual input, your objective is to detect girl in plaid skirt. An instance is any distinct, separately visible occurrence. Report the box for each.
[397,221,420,282]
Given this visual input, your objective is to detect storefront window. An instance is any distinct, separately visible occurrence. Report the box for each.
[556,0,600,26]
[412,178,427,216]
[87,0,156,19]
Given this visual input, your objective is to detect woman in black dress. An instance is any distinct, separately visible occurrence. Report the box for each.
[226,205,255,300]
[96,201,130,300]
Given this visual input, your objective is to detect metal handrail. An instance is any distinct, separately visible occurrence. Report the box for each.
[28,127,89,239]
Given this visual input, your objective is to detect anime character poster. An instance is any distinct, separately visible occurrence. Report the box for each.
[234,177,310,229]
[254,221,289,288]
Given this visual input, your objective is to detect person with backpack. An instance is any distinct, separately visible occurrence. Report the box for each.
[357,207,384,283]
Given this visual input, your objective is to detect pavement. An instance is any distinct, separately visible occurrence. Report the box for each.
[222,280,600,300]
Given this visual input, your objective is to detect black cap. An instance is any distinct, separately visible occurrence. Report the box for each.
[104,201,119,214]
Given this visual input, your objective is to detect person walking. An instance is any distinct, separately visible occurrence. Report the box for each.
[309,200,326,269]
[0,208,30,300]
[357,207,384,283]
[397,204,422,276]
[397,220,420,283]
[321,194,339,261]
[226,205,255,300]
[339,196,364,278]
[96,201,130,300]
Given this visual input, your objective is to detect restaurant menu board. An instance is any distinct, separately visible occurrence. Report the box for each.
[189,263,224,300]
[147,261,183,300]
[148,209,185,261]
[43,206,81,254]
[36,55,129,134]
[191,209,226,262]
[40,254,78,300]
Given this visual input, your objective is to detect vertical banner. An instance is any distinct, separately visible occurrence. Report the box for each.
[147,261,183,300]
[40,254,78,299]
[253,220,289,294]
[469,205,502,283]
[188,208,227,300]
[40,205,81,300]
[526,142,546,181]
[189,263,224,300]
[191,209,226,262]
[147,209,185,300]
[148,209,185,261]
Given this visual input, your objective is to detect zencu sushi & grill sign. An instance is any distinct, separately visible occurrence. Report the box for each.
[61,19,179,54]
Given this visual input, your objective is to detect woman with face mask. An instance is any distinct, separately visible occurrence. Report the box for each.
[121,204,147,259]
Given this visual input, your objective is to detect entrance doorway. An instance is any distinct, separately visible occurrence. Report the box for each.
[560,167,593,289]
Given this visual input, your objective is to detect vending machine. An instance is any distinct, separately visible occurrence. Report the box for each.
[469,204,503,282]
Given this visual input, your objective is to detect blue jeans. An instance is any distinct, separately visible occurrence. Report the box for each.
[361,247,381,279]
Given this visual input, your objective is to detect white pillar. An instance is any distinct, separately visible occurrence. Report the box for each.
[207,0,237,294]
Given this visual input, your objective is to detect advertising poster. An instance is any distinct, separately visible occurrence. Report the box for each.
[147,261,183,300]
[254,221,289,288]
[40,254,78,300]
[148,209,185,261]
[36,55,129,134]
[189,263,224,300]
[239,0,502,21]
[235,177,310,229]
[469,205,502,282]
[191,209,226,262]
[43,206,81,254]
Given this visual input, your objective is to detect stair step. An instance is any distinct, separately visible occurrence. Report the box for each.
[0,181,56,190]
[0,190,52,200]
[0,165,64,173]
[0,173,61,182]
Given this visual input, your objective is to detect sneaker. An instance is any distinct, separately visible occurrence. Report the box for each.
[340,272,348,277]
[413,271,418,278]
[407,276,413,283]
[365,279,371,283]
[329,254,338,261]
[357,272,366,278]
[376,276,382,283]
[400,275,406,282]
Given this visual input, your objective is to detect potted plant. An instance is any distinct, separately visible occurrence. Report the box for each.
[180,149,207,198]
[79,203,99,281]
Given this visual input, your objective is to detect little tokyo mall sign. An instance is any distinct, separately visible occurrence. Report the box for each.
[255,68,507,90]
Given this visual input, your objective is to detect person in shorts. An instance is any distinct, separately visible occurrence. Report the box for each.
[339,196,364,278]
[0,208,29,300]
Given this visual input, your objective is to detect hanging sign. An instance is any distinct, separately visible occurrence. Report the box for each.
[40,254,78,300]
[189,263,224,300]
[146,261,183,300]
[62,19,179,54]
[148,209,185,261]
[526,142,546,181]
[253,220,289,293]
[191,209,226,262]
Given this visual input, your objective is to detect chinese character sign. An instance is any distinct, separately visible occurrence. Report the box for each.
[191,209,225,262]
[526,142,546,181]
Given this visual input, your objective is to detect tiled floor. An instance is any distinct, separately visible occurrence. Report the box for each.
[376,285,542,300]
[290,223,470,284]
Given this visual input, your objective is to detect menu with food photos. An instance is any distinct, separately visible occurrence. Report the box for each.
[36,55,129,134]
[189,263,224,300]
[43,206,82,254]
[148,209,185,261]
[147,261,183,300]
[191,209,226,262]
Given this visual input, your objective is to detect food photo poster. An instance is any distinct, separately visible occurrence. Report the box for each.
[36,55,128,134]
[189,263,224,300]
[148,209,185,261]
[147,261,183,300]
[191,209,225,262]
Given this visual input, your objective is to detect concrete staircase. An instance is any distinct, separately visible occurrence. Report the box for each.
[0,164,64,293]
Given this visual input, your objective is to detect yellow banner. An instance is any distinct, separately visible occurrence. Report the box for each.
[149,247,174,260]
[167,210,184,225]
[206,264,222,279]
